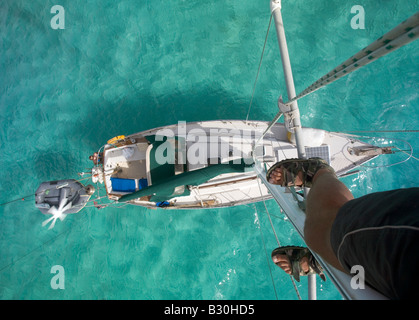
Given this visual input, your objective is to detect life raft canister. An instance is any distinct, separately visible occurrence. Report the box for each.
[107,135,125,145]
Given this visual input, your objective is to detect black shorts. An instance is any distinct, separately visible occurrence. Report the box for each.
[330,188,419,300]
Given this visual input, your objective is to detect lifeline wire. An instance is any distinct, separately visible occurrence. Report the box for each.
[335,131,418,167]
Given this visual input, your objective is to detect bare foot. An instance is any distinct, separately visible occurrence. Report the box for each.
[268,166,333,187]
[272,252,309,275]
[268,166,304,186]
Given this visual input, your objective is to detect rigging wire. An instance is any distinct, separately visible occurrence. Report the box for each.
[342,129,419,133]
[395,146,419,162]
[256,178,281,246]
[245,13,273,123]
[256,176,302,300]
[253,205,279,300]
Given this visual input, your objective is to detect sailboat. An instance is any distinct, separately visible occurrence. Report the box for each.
[34,0,418,300]
[84,118,393,209]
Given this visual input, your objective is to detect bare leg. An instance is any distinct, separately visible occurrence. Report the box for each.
[272,253,310,275]
[304,169,353,273]
[269,166,353,273]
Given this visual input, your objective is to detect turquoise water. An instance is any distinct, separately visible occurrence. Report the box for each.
[0,0,418,300]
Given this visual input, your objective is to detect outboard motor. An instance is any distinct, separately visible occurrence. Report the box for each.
[35,179,94,229]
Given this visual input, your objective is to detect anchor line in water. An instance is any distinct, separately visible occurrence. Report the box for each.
[0,194,35,207]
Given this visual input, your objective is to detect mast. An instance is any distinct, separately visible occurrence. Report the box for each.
[270,0,306,159]
[270,0,315,299]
